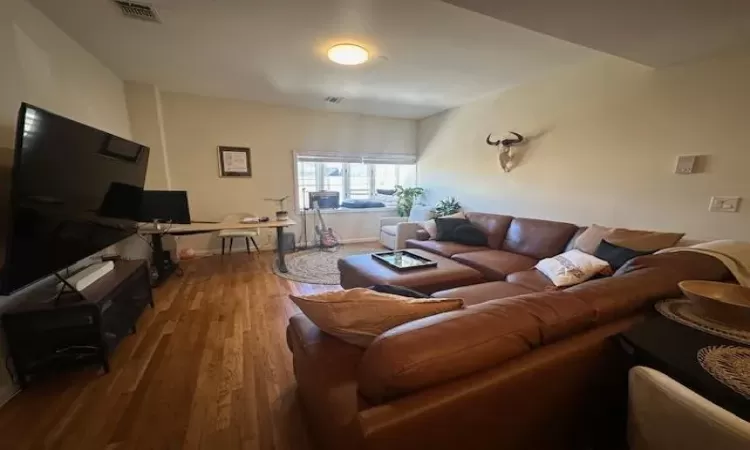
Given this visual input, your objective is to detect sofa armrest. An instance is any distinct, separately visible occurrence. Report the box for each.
[394,222,420,249]
[380,216,404,228]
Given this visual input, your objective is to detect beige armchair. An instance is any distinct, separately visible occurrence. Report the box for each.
[379,206,433,250]
[628,366,750,450]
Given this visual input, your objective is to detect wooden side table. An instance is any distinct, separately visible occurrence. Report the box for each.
[619,311,750,421]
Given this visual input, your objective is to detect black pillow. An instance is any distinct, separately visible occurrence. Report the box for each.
[593,239,653,271]
[435,217,471,241]
[368,284,430,298]
[453,224,488,246]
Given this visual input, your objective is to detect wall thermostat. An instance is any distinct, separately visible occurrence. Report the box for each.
[674,155,698,174]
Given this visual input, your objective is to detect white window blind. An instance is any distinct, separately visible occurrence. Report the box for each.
[293,152,417,209]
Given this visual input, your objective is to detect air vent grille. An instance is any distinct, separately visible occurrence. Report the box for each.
[324,96,344,104]
[114,1,161,23]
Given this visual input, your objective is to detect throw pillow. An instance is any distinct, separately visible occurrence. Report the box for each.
[369,284,430,298]
[535,250,611,287]
[435,217,470,241]
[573,224,614,254]
[453,224,488,246]
[606,229,684,252]
[574,224,684,253]
[420,219,438,240]
[289,288,463,347]
[593,240,653,271]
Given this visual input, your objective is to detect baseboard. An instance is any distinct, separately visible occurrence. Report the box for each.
[189,237,380,258]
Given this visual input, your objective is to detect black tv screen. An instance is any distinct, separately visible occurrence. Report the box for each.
[0,103,149,294]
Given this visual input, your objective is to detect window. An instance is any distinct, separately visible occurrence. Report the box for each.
[294,153,417,209]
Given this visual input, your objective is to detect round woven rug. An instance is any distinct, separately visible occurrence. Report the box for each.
[273,243,385,285]
[697,346,750,399]
[655,299,750,345]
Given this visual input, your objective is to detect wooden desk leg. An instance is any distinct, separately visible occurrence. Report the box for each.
[276,226,288,273]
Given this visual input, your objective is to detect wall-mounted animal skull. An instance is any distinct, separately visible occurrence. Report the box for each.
[486,132,524,172]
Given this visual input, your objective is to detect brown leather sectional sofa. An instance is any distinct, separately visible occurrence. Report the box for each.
[287,212,731,450]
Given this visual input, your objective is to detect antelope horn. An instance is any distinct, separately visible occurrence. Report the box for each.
[486,134,501,146]
[501,132,524,147]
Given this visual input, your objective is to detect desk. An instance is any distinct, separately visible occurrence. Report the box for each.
[139,219,296,286]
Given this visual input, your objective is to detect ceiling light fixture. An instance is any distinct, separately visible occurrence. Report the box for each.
[327,44,369,66]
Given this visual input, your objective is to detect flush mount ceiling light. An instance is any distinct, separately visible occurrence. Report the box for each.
[327,44,369,65]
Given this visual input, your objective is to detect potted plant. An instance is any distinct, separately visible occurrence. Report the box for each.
[434,197,461,217]
[394,185,425,217]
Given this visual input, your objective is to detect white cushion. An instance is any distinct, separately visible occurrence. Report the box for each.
[535,250,610,287]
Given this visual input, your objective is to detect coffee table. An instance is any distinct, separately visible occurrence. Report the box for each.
[338,249,484,294]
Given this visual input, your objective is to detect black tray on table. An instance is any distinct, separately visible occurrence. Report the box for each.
[371,251,438,271]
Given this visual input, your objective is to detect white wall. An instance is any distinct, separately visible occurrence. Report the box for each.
[418,50,750,241]
[127,89,417,254]
[0,0,133,405]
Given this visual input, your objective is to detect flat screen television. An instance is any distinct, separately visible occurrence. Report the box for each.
[0,103,149,295]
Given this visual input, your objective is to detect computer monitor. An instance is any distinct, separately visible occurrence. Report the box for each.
[139,190,192,224]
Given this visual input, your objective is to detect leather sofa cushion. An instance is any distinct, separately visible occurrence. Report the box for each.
[415,228,430,240]
[615,251,730,280]
[502,217,579,259]
[452,250,538,281]
[357,291,594,403]
[567,252,731,323]
[432,281,535,306]
[406,239,489,257]
[505,269,554,291]
[465,212,513,249]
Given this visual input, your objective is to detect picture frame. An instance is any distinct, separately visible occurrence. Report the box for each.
[218,146,251,177]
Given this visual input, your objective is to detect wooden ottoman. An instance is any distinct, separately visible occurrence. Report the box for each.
[338,249,484,294]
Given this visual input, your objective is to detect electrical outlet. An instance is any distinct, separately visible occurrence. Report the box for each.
[708,196,740,213]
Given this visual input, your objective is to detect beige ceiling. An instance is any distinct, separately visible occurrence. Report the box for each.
[28,0,602,119]
[445,0,750,67]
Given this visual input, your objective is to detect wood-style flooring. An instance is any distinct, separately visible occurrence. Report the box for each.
[0,252,339,450]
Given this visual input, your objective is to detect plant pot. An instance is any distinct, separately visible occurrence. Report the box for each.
[275,211,289,221]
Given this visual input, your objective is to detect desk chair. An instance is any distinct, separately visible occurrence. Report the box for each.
[219,213,261,255]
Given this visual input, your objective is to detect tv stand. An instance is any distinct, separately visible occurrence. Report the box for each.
[1,260,153,388]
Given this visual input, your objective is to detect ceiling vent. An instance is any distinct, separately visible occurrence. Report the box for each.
[324,96,345,105]
[113,1,161,23]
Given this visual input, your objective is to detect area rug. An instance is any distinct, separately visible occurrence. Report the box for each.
[273,243,385,285]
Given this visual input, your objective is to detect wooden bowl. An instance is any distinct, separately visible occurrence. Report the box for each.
[679,280,750,329]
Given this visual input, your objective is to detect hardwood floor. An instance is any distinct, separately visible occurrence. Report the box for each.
[0,252,339,450]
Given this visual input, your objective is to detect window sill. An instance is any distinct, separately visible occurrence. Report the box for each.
[298,207,398,215]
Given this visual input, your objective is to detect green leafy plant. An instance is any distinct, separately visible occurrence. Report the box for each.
[434,197,461,217]
[394,185,425,217]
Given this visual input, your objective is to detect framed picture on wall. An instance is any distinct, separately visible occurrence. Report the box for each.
[218,146,252,177]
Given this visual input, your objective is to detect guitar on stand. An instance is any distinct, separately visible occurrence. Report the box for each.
[313,201,340,251]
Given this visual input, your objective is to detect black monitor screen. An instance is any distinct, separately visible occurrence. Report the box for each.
[0,103,149,294]
[139,190,191,224]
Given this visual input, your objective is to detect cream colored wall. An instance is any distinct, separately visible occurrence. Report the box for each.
[0,0,134,405]
[139,91,416,253]
[418,50,750,241]
[124,82,170,190]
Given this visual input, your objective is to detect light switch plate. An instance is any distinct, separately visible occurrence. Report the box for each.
[708,196,740,213]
